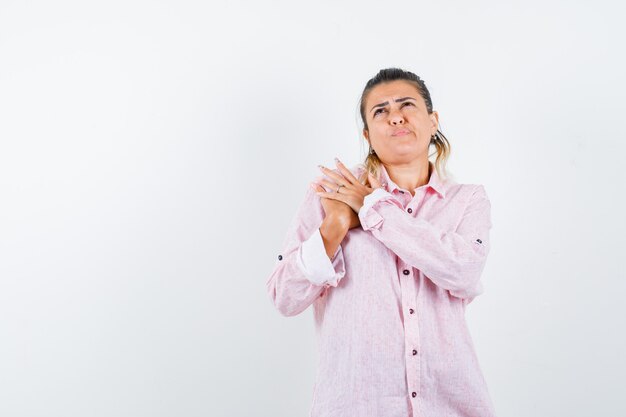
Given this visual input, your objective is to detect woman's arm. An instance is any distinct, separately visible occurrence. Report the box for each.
[319,216,349,259]
[266,186,348,317]
[357,184,492,300]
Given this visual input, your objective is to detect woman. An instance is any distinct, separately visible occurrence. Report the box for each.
[265,68,496,417]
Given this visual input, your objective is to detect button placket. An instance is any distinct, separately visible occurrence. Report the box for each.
[408,189,429,220]
[399,263,420,410]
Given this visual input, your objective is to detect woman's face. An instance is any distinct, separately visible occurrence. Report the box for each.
[363,80,439,164]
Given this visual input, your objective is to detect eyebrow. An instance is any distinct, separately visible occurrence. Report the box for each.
[370,97,416,113]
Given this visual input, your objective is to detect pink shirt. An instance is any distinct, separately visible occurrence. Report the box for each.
[266,160,497,417]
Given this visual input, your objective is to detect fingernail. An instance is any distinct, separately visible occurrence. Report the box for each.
[334,157,340,164]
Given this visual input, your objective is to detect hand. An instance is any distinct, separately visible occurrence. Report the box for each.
[314,157,384,214]
[311,182,361,230]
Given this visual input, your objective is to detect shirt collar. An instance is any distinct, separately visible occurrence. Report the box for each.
[378,160,447,198]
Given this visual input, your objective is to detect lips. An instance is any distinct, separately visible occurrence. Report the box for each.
[392,129,410,136]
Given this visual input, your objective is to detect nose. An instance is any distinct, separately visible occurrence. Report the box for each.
[389,108,405,125]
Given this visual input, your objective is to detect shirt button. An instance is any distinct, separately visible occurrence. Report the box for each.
[409,308,414,314]
[412,349,417,355]
[407,208,413,213]
[403,269,410,275]
[411,392,417,398]
[278,254,283,261]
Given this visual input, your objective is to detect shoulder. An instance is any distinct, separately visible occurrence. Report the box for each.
[445,182,489,202]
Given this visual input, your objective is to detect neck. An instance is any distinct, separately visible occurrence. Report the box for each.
[383,159,431,196]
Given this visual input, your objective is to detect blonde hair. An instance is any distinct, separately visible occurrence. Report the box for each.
[355,68,452,187]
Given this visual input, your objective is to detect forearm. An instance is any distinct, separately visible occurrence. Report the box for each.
[266,185,351,317]
[319,216,349,260]
[358,186,492,298]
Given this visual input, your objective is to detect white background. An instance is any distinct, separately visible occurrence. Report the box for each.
[1,1,624,416]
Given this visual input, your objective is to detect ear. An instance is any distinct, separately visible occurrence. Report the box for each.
[362,128,369,141]
[430,111,439,135]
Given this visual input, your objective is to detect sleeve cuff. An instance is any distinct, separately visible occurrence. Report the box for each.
[358,188,394,231]
[296,227,346,286]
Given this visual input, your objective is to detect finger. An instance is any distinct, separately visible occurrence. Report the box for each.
[318,165,351,187]
[310,182,324,192]
[314,190,347,203]
[368,172,383,189]
[316,178,345,192]
[333,158,360,185]
[369,173,383,188]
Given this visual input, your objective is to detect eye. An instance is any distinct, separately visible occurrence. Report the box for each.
[373,102,414,116]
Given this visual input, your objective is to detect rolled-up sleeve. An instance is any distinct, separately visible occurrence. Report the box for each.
[297,228,346,286]
[266,186,347,317]
[358,184,492,301]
